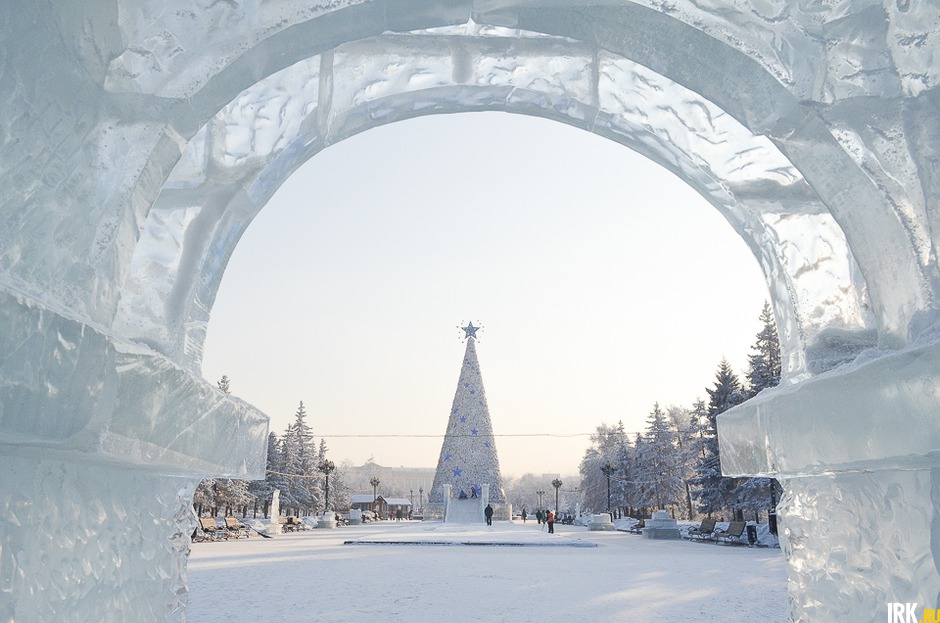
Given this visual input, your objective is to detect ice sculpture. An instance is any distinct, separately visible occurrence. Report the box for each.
[1,2,939,621]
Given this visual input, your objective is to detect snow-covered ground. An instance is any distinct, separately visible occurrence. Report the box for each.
[186,520,787,622]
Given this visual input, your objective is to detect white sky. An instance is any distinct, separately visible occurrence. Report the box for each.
[201,111,769,478]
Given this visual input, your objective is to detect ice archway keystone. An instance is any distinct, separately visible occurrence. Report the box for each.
[2,2,940,621]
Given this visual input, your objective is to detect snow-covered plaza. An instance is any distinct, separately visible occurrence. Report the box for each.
[187,521,786,622]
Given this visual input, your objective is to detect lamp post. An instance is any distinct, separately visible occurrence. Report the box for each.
[410,488,414,510]
[419,487,424,512]
[318,459,335,514]
[600,463,615,514]
[536,489,545,510]
[551,478,563,515]
[370,476,380,514]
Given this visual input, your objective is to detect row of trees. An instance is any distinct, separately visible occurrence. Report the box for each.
[194,379,349,517]
[578,302,782,521]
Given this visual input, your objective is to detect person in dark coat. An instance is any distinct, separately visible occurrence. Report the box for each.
[521,508,527,523]
[484,503,494,526]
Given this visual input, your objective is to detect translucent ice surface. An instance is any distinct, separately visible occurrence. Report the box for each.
[3,1,940,620]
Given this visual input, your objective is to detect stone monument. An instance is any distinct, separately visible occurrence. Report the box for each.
[589,513,615,531]
[266,490,282,535]
[643,510,681,540]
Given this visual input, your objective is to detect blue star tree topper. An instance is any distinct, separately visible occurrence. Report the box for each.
[461,322,480,340]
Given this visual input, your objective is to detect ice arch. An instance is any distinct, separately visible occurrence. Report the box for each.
[2,2,940,621]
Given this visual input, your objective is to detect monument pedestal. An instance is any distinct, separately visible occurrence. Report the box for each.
[643,510,681,539]
[588,513,615,531]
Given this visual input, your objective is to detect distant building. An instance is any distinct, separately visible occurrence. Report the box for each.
[349,494,412,519]
[344,462,434,511]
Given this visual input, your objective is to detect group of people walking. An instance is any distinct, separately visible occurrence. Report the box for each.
[477,504,563,533]
[520,508,556,533]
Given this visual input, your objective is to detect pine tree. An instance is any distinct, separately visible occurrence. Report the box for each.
[612,422,634,517]
[689,359,744,516]
[739,301,784,519]
[666,405,698,519]
[280,401,322,515]
[633,403,684,512]
[217,375,231,394]
[745,302,781,398]
[280,402,322,514]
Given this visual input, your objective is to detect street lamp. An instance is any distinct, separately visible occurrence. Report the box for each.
[536,489,545,509]
[551,479,563,515]
[600,463,615,514]
[369,476,380,514]
[318,459,335,514]
[410,488,414,510]
[419,487,424,511]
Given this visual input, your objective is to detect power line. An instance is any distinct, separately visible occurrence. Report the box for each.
[315,432,643,439]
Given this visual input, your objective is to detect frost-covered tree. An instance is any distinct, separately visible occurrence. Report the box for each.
[505,473,558,513]
[248,432,283,517]
[328,462,350,512]
[612,423,635,516]
[633,403,684,512]
[215,478,252,516]
[578,423,630,515]
[217,374,231,394]
[666,405,698,519]
[689,359,745,517]
[279,401,322,514]
[193,478,217,516]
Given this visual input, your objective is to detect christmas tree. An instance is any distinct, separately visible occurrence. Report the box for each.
[428,323,505,510]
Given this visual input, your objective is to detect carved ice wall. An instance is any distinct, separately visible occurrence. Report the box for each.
[2,2,939,621]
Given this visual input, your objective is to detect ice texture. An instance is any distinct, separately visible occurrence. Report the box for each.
[2,1,940,620]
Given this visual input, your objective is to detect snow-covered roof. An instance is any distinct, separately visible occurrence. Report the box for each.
[350,494,376,504]
[384,498,411,506]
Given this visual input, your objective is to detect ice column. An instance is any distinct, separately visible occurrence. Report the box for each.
[0,292,268,620]
[720,339,940,620]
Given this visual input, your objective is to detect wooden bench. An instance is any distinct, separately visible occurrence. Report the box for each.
[197,516,224,541]
[283,516,306,532]
[713,521,747,545]
[224,516,250,539]
[688,518,717,541]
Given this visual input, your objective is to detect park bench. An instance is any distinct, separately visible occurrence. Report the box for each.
[713,521,747,545]
[627,519,645,534]
[224,516,250,539]
[688,518,717,541]
[197,516,224,541]
[284,516,306,531]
